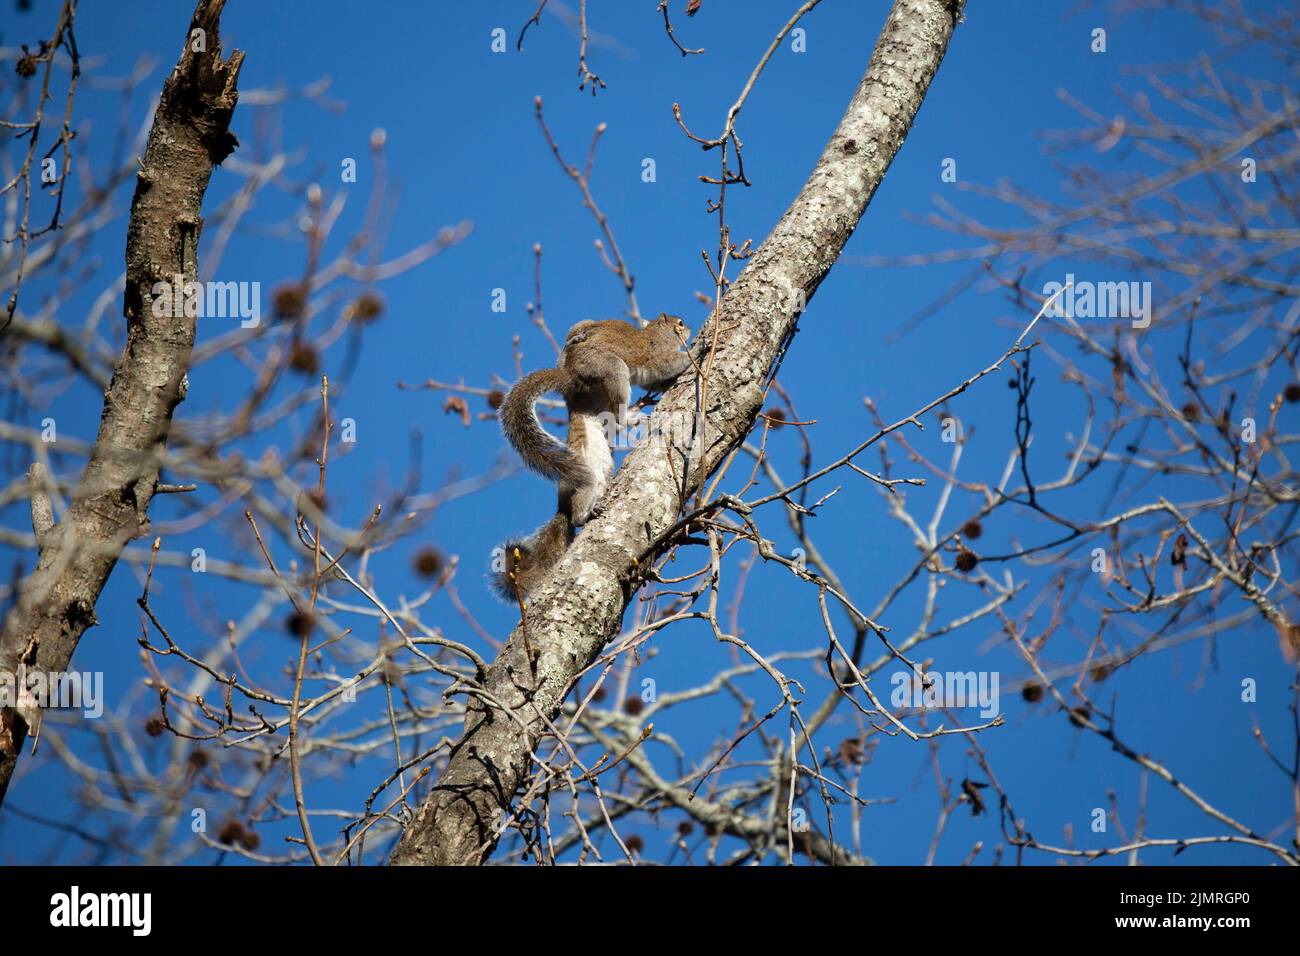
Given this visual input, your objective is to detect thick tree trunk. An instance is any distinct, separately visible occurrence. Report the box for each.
[0,0,243,805]
[390,0,965,865]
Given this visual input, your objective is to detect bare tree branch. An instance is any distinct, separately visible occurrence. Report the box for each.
[389,0,966,866]
[0,0,243,804]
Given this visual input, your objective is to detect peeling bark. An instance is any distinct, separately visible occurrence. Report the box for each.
[0,0,242,805]
[390,0,964,865]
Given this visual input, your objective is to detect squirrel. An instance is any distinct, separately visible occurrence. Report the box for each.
[493,313,693,600]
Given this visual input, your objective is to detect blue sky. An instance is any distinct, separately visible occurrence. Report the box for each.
[2,0,1296,864]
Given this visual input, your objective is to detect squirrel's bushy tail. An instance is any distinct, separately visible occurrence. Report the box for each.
[492,513,573,602]
[499,367,589,486]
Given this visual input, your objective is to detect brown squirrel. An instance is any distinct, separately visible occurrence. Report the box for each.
[494,313,692,600]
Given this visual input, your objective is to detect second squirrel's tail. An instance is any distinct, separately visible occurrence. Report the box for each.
[500,366,589,486]
[492,513,573,602]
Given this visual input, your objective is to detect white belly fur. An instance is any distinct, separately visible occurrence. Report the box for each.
[576,413,614,503]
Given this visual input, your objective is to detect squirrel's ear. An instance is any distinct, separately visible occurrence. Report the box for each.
[655,311,669,322]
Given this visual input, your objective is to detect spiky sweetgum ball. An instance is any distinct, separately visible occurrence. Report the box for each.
[272,283,306,321]
[412,547,445,579]
[349,291,385,324]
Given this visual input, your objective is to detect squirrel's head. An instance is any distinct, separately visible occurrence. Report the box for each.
[653,312,689,341]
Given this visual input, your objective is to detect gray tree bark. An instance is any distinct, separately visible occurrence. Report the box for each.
[390,0,965,865]
[0,0,243,804]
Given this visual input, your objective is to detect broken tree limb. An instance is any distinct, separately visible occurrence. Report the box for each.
[0,0,243,806]
[27,462,55,552]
